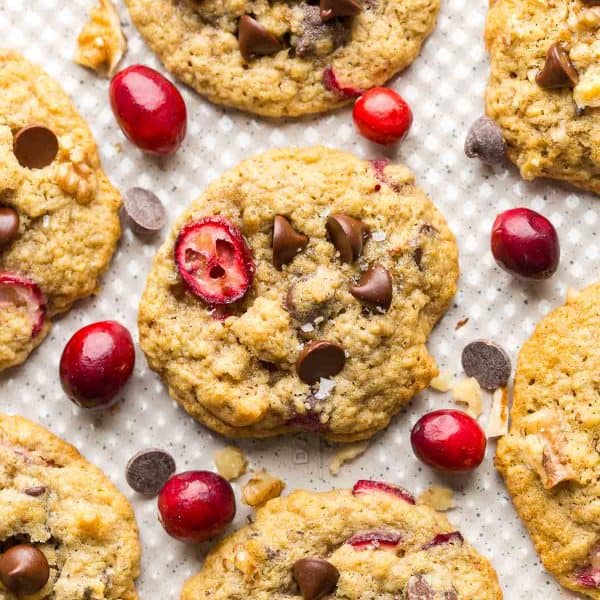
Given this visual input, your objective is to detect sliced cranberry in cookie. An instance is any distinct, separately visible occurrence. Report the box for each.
[174,217,254,305]
[421,531,464,550]
[352,479,415,504]
[576,567,600,588]
[347,530,402,551]
[323,66,363,98]
[0,272,46,337]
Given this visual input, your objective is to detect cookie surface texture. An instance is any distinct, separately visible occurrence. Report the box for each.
[138,146,458,441]
[496,283,600,598]
[0,414,141,599]
[124,0,439,116]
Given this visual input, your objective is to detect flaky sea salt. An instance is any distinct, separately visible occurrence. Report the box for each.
[300,322,314,333]
[372,230,386,242]
[314,377,336,400]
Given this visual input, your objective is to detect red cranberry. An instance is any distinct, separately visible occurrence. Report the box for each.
[322,66,364,99]
[421,531,464,550]
[59,321,135,410]
[347,531,402,551]
[174,217,255,305]
[157,471,236,543]
[352,480,415,504]
[109,65,187,155]
[491,208,559,280]
[410,409,486,473]
[0,271,46,338]
[353,87,413,145]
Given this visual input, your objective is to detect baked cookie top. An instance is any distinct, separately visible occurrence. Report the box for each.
[0,414,140,599]
[181,482,502,599]
[138,146,458,442]
[124,0,439,117]
[496,283,600,598]
[485,0,600,194]
[0,50,121,372]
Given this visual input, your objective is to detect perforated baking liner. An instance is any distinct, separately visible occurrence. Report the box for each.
[1,0,597,597]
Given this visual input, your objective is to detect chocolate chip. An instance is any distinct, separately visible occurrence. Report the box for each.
[536,43,579,89]
[0,207,19,248]
[464,116,507,166]
[326,214,369,263]
[123,187,167,236]
[296,340,345,385]
[0,545,50,595]
[126,449,176,496]
[461,340,511,391]
[405,574,458,600]
[13,124,59,170]
[293,558,340,600]
[320,0,362,21]
[349,264,392,311]
[272,215,309,269]
[23,486,46,497]
[238,16,282,62]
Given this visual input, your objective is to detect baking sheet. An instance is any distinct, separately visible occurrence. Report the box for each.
[1,0,596,597]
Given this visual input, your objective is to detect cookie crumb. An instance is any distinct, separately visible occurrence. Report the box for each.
[329,442,369,475]
[214,446,248,481]
[416,486,456,511]
[429,372,453,392]
[455,317,469,330]
[566,287,580,304]
[486,387,509,438]
[452,377,482,418]
[242,471,285,507]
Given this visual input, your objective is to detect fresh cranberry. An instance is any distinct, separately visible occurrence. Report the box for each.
[347,531,402,551]
[322,66,364,99]
[59,321,135,410]
[0,272,46,338]
[109,65,187,155]
[352,480,415,504]
[157,471,236,543]
[174,217,254,305]
[353,87,413,145]
[491,208,559,280]
[422,531,464,550]
[410,409,486,472]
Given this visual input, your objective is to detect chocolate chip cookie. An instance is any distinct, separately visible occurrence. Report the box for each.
[0,50,121,371]
[485,0,600,193]
[496,283,600,598]
[138,146,458,441]
[181,481,502,599]
[124,0,439,116]
[0,414,140,599]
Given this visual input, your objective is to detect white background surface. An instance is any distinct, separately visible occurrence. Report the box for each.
[1,0,596,597]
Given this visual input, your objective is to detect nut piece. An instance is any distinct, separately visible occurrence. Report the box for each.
[485,387,509,438]
[429,371,453,392]
[242,470,285,507]
[75,0,127,77]
[451,377,482,418]
[55,133,99,204]
[574,64,600,109]
[416,486,456,512]
[329,442,369,475]
[214,446,248,481]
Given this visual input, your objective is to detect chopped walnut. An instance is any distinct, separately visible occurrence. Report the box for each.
[214,446,248,481]
[233,545,257,575]
[75,0,127,77]
[242,470,285,507]
[329,441,369,475]
[452,377,482,418]
[486,387,509,438]
[55,133,98,204]
[417,486,456,511]
[429,371,453,393]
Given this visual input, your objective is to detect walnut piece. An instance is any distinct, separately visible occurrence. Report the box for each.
[329,442,369,475]
[452,377,482,418]
[242,470,285,507]
[75,0,127,77]
[417,486,456,512]
[429,371,453,392]
[486,387,509,438]
[214,446,248,481]
[55,133,98,204]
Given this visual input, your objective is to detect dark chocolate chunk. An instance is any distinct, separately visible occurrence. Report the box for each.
[0,545,50,595]
[320,0,362,21]
[326,214,368,263]
[464,116,507,166]
[126,448,176,496]
[238,16,282,62]
[293,557,340,600]
[296,340,345,385]
[13,124,59,169]
[536,43,579,89]
[461,340,511,391]
[349,264,392,311]
[272,215,309,269]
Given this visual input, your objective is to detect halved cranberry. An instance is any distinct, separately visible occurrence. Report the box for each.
[174,217,255,305]
[323,66,364,98]
[352,480,415,504]
[0,271,46,338]
[576,568,600,588]
[410,409,486,473]
[347,530,402,551]
[421,531,464,550]
[287,413,327,432]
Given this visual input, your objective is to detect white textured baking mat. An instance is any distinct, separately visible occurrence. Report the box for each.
[0,0,597,597]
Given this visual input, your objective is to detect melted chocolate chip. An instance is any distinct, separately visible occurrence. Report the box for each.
[405,574,458,600]
[293,558,340,600]
[536,43,579,89]
[13,124,59,169]
[295,5,347,58]
[272,215,309,269]
[0,207,19,248]
[238,16,282,62]
[320,0,362,20]
[349,264,392,311]
[296,340,345,384]
[326,214,369,263]
[0,545,50,595]
[23,486,46,497]
[461,340,511,391]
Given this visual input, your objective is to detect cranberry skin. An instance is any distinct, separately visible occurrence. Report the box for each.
[410,409,486,473]
[353,87,413,145]
[158,471,236,543]
[109,65,187,155]
[60,321,135,410]
[491,208,560,280]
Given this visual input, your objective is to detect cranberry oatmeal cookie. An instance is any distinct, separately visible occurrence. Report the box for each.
[124,0,439,116]
[180,481,502,599]
[0,51,121,372]
[485,0,600,193]
[0,414,140,599]
[496,283,600,598]
[138,146,458,441]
